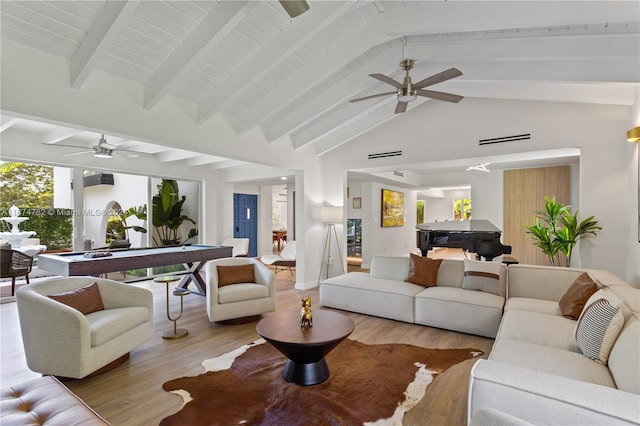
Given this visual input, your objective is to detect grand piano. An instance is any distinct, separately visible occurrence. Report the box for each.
[416,219,512,261]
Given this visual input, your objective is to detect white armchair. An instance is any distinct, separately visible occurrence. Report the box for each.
[221,238,250,257]
[16,277,153,379]
[205,257,276,323]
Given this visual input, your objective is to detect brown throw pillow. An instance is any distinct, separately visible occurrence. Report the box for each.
[405,254,442,287]
[559,273,598,320]
[48,282,105,315]
[217,264,255,287]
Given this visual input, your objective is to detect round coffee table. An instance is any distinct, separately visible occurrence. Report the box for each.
[256,309,354,386]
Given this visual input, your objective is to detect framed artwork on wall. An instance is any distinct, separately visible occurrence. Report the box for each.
[353,197,361,209]
[381,189,404,227]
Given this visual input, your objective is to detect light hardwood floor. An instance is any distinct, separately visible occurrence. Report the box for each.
[0,261,493,426]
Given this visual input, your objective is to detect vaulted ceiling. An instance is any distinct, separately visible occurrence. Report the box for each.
[1,1,638,173]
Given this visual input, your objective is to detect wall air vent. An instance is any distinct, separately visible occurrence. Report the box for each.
[368,150,402,159]
[393,171,404,177]
[479,133,531,146]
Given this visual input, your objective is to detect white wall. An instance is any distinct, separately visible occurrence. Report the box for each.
[346,180,363,220]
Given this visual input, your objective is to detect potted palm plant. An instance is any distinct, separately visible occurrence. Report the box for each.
[525,197,601,267]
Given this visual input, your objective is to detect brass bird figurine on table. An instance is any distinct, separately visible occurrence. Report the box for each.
[299,296,313,328]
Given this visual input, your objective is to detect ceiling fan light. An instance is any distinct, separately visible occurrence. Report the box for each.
[398,88,417,102]
[94,147,113,158]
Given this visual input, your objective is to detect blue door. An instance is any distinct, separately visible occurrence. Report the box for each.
[233,193,258,257]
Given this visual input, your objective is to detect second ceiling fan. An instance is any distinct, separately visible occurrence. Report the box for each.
[350,59,464,114]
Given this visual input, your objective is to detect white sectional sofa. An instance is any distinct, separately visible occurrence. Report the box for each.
[320,257,640,424]
[319,256,507,338]
[468,264,640,425]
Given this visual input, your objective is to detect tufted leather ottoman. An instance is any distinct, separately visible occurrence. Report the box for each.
[1,376,109,425]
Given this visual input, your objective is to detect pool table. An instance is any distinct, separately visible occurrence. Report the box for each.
[37,244,232,296]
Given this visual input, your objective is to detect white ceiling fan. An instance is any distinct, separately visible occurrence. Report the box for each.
[55,134,155,159]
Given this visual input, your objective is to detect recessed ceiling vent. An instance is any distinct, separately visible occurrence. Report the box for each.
[393,171,404,177]
[479,133,531,146]
[368,150,402,159]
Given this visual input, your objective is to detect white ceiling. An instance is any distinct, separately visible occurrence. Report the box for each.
[0,1,638,183]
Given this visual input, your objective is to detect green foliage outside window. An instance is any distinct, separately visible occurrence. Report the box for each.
[416,201,425,224]
[0,162,72,250]
[453,198,471,220]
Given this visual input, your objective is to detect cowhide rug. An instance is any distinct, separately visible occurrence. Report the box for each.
[161,338,482,426]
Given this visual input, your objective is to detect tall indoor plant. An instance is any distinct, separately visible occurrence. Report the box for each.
[151,179,197,246]
[525,196,601,267]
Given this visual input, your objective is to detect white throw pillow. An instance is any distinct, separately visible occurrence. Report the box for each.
[574,298,624,365]
[461,259,502,296]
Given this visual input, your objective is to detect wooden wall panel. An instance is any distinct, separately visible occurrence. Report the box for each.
[503,166,570,265]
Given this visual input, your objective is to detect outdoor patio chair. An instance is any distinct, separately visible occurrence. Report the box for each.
[0,244,34,296]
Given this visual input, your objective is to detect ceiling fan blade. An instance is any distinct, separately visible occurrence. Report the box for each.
[395,101,408,114]
[369,74,403,89]
[349,91,396,103]
[116,148,157,158]
[413,68,463,89]
[61,150,92,157]
[417,89,464,103]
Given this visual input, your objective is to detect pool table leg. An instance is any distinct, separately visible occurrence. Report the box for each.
[177,261,207,296]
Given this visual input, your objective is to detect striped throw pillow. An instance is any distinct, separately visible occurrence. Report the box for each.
[462,259,502,296]
[574,298,624,365]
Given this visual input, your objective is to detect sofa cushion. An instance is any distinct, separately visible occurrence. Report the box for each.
[496,310,581,353]
[319,272,424,323]
[0,376,110,425]
[608,317,640,394]
[405,254,442,287]
[218,283,269,304]
[414,287,504,338]
[217,264,255,287]
[489,339,616,389]
[558,273,598,320]
[87,307,149,347]
[575,298,624,365]
[462,259,502,295]
[504,297,561,316]
[369,256,410,281]
[48,282,105,315]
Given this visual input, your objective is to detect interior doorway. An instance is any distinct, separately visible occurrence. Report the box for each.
[347,218,362,265]
[234,193,258,257]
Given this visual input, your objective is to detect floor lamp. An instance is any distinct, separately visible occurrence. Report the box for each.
[318,206,345,284]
